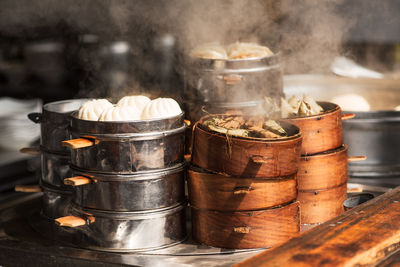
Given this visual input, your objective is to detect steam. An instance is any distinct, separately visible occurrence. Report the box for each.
[0,0,356,97]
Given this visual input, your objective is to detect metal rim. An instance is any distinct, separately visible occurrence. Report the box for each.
[70,163,186,182]
[71,201,186,219]
[71,123,187,140]
[284,101,340,120]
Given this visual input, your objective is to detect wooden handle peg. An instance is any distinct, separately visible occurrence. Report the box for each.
[64,176,93,186]
[62,137,97,149]
[348,156,367,162]
[342,113,355,120]
[15,185,42,192]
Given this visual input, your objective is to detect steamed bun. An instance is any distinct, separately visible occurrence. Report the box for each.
[190,43,227,59]
[141,98,182,120]
[331,94,370,111]
[98,105,141,121]
[78,99,113,121]
[227,42,273,59]
[117,95,151,111]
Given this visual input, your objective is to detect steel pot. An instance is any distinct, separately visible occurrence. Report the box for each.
[64,113,186,174]
[343,111,400,177]
[28,99,87,153]
[191,115,302,178]
[41,149,73,189]
[41,184,72,219]
[55,203,187,252]
[65,164,186,211]
[184,53,283,104]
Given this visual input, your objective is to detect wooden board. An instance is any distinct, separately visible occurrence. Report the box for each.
[235,186,400,267]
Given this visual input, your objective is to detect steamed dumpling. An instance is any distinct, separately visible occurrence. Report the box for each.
[98,105,141,121]
[331,94,370,111]
[78,99,113,121]
[190,43,227,59]
[227,42,273,59]
[117,95,151,111]
[141,98,182,120]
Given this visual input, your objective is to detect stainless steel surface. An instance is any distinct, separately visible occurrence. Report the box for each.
[41,150,73,189]
[184,53,283,104]
[29,98,87,153]
[69,114,186,174]
[284,74,400,178]
[41,184,72,219]
[342,111,400,177]
[70,163,185,211]
[55,202,188,252]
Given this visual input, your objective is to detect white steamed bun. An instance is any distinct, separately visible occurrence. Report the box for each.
[78,99,113,121]
[141,98,182,120]
[227,42,273,59]
[116,95,151,111]
[331,94,370,111]
[190,43,227,60]
[98,105,141,121]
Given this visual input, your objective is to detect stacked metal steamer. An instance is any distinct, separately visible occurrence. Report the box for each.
[30,99,87,221]
[185,49,303,249]
[54,105,187,252]
[285,103,360,229]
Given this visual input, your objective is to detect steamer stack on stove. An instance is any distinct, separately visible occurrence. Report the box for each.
[285,102,363,229]
[184,49,302,249]
[54,110,187,252]
[27,99,87,220]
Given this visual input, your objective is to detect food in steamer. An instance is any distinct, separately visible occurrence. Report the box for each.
[98,105,141,121]
[141,98,182,120]
[190,42,273,60]
[117,95,151,110]
[281,95,324,118]
[202,114,287,139]
[77,99,113,121]
[77,96,182,121]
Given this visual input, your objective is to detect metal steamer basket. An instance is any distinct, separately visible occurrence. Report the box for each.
[41,150,73,188]
[55,203,187,252]
[41,183,73,219]
[29,99,88,153]
[184,53,283,104]
[65,113,186,174]
[66,163,186,211]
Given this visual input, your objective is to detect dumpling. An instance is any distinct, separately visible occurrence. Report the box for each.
[395,105,400,111]
[190,43,227,60]
[77,99,113,121]
[98,105,141,121]
[331,94,370,111]
[116,95,151,111]
[141,98,182,120]
[227,42,273,59]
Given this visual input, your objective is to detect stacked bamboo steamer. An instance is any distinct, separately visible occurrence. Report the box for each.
[188,115,302,249]
[54,110,188,252]
[285,101,359,228]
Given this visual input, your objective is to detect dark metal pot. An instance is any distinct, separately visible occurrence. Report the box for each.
[28,99,87,153]
[64,113,186,174]
[56,203,187,252]
[343,111,400,177]
[41,184,72,219]
[41,150,73,189]
[184,53,283,104]
[66,164,186,211]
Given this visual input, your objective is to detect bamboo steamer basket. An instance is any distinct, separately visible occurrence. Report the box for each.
[297,145,349,191]
[187,167,297,211]
[191,201,300,249]
[285,102,354,155]
[191,115,302,178]
[297,183,347,224]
